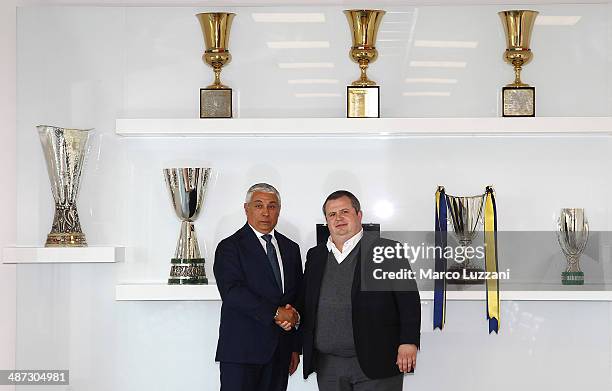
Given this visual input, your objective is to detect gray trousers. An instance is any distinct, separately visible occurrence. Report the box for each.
[315,354,403,391]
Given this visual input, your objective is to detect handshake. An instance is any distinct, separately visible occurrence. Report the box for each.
[274,304,300,331]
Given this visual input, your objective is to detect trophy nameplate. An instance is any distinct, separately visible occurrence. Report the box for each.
[502,86,535,117]
[347,86,380,118]
[200,88,232,118]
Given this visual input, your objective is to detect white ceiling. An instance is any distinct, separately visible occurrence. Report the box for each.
[15,0,612,6]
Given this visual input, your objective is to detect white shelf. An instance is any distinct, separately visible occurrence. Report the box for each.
[114,284,612,301]
[116,283,220,301]
[2,247,125,264]
[115,117,612,137]
[421,290,612,301]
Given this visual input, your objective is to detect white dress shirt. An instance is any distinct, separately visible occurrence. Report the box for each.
[250,225,285,292]
[326,229,364,264]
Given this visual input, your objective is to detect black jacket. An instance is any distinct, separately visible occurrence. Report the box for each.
[297,234,420,380]
[214,223,303,364]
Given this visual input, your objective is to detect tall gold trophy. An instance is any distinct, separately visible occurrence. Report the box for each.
[344,10,385,118]
[499,10,538,117]
[196,12,235,118]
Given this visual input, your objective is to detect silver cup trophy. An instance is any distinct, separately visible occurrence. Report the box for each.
[446,192,487,284]
[557,208,589,285]
[38,125,92,247]
[164,167,211,284]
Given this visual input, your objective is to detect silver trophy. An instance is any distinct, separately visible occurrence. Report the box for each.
[446,191,487,284]
[557,208,589,285]
[164,167,211,285]
[38,125,92,247]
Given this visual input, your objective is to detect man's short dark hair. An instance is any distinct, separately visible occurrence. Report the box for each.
[322,190,361,216]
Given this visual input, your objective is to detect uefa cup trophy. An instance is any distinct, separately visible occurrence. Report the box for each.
[344,9,385,118]
[557,208,589,285]
[196,12,235,118]
[499,10,539,117]
[38,125,92,247]
[164,167,211,284]
[446,192,487,284]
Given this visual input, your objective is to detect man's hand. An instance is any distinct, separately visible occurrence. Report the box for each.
[396,344,417,373]
[288,352,300,375]
[275,304,299,331]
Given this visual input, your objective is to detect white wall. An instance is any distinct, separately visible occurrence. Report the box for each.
[10,3,612,391]
[0,0,17,390]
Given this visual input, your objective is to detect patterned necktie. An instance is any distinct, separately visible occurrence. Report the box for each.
[262,234,282,292]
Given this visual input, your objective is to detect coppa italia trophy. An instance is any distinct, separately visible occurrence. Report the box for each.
[344,9,385,118]
[499,10,538,117]
[434,186,500,333]
[164,167,211,284]
[38,125,92,247]
[196,12,235,118]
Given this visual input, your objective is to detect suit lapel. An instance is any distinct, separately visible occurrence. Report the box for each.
[308,245,328,312]
[239,223,280,290]
[352,233,376,302]
[276,232,293,293]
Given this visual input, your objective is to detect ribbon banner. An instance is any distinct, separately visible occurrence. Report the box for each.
[433,185,500,333]
[433,186,447,330]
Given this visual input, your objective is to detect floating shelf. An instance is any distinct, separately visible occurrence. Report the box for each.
[2,247,125,264]
[115,117,612,137]
[114,283,612,301]
[116,283,220,301]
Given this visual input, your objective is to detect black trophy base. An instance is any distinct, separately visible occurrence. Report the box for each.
[502,86,535,117]
[200,88,232,118]
[168,258,208,285]
[347,85,380,118]
[446,265,486,285]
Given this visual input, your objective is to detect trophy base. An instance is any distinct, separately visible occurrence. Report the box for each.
[347,86,380,118]
[562,271,584,285]
[446,265,486,285]
[200,88,232,118]
[168,258,208,285]
[45,232,87,247]
[502,86,535,117]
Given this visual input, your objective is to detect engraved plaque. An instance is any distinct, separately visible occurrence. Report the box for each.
[200,88,232,118]
[347,86,380,118]
[502,86,535,117]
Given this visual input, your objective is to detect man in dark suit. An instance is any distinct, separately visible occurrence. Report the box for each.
[298,190,421,391]
[214,183,303,391]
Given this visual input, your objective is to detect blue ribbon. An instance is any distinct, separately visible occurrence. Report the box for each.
[433,187,447,330]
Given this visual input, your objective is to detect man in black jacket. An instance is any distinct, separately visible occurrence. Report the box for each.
[298,190,420,391]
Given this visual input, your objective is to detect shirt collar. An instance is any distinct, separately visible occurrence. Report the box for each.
[249,224,276,240]
[326,229,363,262]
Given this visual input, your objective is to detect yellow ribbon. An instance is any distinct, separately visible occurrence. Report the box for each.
[484,187,500,333]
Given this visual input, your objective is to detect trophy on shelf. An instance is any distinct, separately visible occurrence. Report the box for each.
[38,125,92,247]
[164,167,211,285]
[344,9,385,118]
[444,190,487,284]
[557,208,589,285]
[196,12,235,119]
[499,10,539,117]
[434,186,500,333]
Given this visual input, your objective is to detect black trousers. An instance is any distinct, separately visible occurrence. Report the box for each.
[219,346,290,391]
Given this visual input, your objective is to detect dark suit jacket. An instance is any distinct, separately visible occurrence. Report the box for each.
[214,223,303,364]
[298,234,421,380]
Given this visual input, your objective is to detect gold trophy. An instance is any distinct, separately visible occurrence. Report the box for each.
[499,10,538,117]
[344,10,385,118]
[196,12,235,118]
